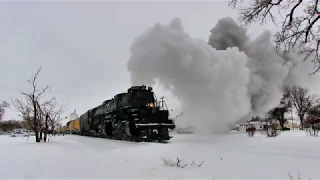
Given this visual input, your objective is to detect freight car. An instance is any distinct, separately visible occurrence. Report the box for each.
[79,85,176,142]
[60,125,67,134]
[66,118,80,134]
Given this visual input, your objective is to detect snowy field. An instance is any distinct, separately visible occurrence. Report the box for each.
[1,131,320,179]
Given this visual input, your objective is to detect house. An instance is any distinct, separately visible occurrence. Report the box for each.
[284,121,300,129]
[237,121,266,132]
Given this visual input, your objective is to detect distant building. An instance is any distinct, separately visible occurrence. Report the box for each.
[236,118,301,132]
[284,121,300,129]
[69,110,78,121]
[237,121,266,132]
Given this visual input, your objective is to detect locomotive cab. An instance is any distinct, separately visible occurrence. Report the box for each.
[128,87,155,109]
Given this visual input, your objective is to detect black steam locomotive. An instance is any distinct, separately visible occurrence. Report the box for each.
[79,85,176,142]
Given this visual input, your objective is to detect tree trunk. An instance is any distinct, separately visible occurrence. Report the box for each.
[44,114,49,142]
[280,108,285,131]
[33,122,40,142]
[35,129,40,142]
[299,116,304,130]
[33,102,40,142]
[39,121,42,141]
[40,131,43,140]
[279,121,285,131]
[44,133,47,142]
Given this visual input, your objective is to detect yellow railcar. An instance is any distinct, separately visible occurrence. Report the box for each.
[74,118,80,131]
[66,118,80,134]
[60,126,67,134]
[61,126,66,132]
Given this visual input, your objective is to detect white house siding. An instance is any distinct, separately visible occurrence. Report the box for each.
[238,122,266,132]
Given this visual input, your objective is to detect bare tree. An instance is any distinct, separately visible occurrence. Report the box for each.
[229,0,320,74]
[287,85,319,130]
[11,66,50,142]
[258,113,281,137]
[269,107,287,130]
[268,91,291,130]
[305,103,320,136]
[306,103,320,121]
[264,118,281,137]
[36,97,65,142]
[0,101,10,121]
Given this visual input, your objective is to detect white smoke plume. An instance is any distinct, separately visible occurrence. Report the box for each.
[127,16,315,134]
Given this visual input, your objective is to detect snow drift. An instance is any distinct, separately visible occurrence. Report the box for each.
[127,16,316,134]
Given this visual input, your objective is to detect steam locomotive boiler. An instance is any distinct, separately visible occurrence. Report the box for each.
[79,85,176,142]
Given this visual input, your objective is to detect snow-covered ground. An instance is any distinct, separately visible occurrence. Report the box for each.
[0,130,319,179]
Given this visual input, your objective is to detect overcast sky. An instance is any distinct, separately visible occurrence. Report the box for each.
[0,1,314,124]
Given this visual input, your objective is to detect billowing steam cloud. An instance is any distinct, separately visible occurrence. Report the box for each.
[208,17,290,118]
[127,16,312,134]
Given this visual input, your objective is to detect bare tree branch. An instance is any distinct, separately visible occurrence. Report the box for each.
[10,66,55,142]
[287,85,319,130]
[305,102,320,136]
[230,0,320,74]
[0,101,10,121]
[35,96,66,141]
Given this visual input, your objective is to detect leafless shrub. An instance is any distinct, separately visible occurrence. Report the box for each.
[191,160,204,167]
[162,157,176,167]
[162,158,187,168]
[261,119,280,137]
[246,126,256,137]
[161,157,204,168]
[305,127,319,137]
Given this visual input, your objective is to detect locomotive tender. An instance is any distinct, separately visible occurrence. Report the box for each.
[79,85,176,142]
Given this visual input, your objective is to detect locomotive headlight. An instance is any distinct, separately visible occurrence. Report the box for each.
[148,102,155,108]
